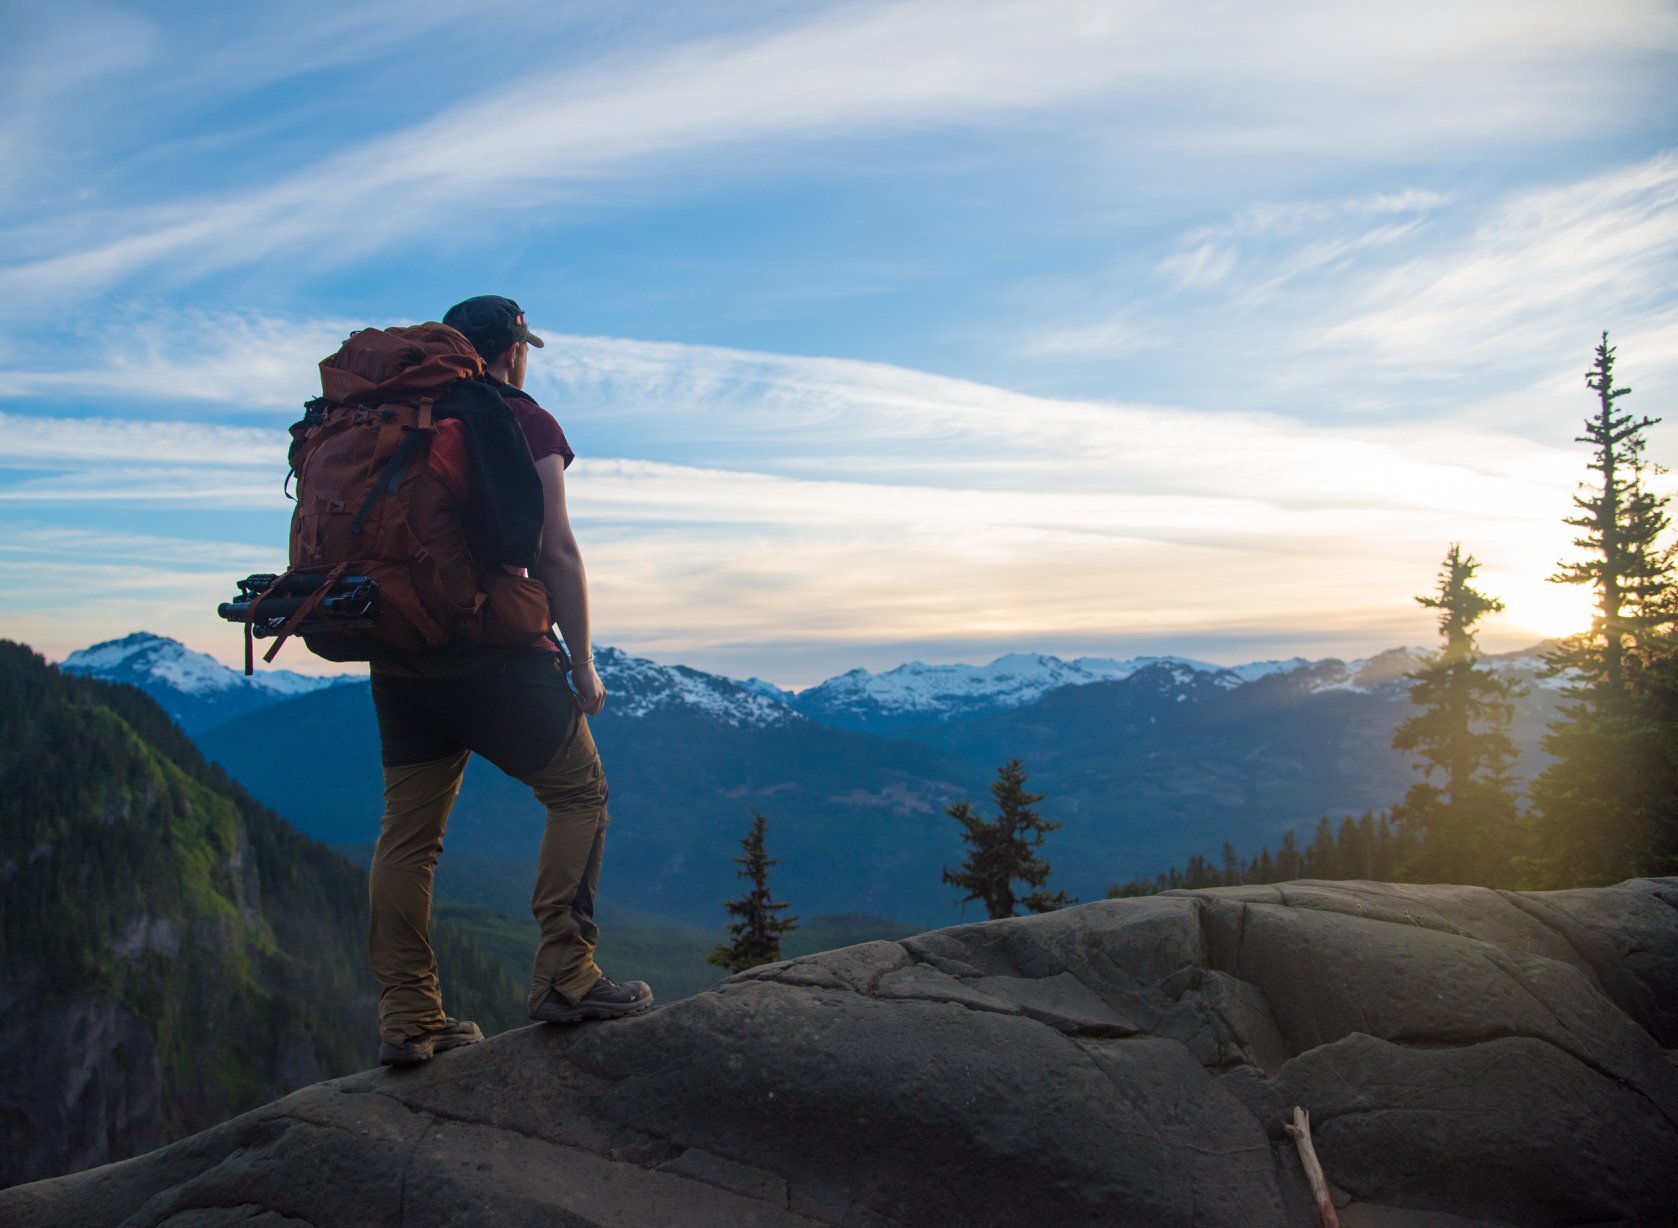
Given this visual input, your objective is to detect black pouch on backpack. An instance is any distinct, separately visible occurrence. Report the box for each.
[434,379,545,568]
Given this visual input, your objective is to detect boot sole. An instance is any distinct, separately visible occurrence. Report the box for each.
[378,1026,484,1067]
[530,998,655,1024]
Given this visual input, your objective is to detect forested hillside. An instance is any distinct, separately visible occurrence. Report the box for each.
[0,641,523,1189]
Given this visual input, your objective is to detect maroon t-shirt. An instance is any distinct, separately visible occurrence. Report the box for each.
[490,378,574,468]
[490,380,569,659]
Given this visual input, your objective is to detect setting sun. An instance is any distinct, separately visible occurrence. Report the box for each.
[1488,571,1597,643]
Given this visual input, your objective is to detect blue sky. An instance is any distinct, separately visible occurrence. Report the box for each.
[3,0,1676,686]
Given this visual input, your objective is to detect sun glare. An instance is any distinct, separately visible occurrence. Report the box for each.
[1490,573,1596,642]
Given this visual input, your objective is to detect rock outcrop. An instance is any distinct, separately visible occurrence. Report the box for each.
[4,878,1676,1227]
[0,983,165,1189]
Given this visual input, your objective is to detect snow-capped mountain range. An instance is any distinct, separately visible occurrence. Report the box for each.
[58,632,1556,739]
[781,650,1387,732]
[791,643,1554,725]
[60,633,356,734]
[594,646,801,727]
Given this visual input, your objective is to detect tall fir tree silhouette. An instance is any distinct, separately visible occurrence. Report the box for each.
[1392,544,1521,885]
[1528,334,1676,884]
[943,758,1074,919]
[709,811,798,974]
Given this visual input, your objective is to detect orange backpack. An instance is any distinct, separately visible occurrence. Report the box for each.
[224,324,550,671]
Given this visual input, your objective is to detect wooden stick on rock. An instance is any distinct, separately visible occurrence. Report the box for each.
[1283,1105,1340,1228]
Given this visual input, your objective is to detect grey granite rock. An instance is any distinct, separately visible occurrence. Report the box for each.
[2,879,1675,1227]
[0,982,165,1189]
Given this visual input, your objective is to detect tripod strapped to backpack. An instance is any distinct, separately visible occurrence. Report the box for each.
[218,570,381,674]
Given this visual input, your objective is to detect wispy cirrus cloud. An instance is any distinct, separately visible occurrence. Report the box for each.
[1184,189,1458,244]
[0,411,285,466]
[1023,185,1458,356]
[0,309,357,411]
[1319,152,1678,368]
[4,1,1673,306]
[1018,151,1678,429]
[528,333,1581,515]
[0,522,293,671]
[0,523,280,569]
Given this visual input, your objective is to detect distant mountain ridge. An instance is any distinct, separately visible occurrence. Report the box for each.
[60,633,354,734]
[593,646,802,728]
[62,632,1543,740]
[778,643,1555,735]
[785,651,1221,732]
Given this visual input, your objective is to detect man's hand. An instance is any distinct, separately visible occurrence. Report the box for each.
[571,657,607,715]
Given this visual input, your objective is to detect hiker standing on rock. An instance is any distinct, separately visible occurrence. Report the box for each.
[367,296,653,1066]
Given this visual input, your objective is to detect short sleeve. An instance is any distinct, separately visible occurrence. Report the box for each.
[503,391,575,468]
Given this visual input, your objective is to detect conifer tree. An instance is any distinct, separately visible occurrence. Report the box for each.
[943,759,1075,919]
[1304,816,1340,878]
[1528,335,1676,884]
[1182,852,1218,889]
[1339,816,1371,880]
[1391,544,1521,884]
[709,811,798,973]
[1220,841,1241,886]
[1275,829,1301,880]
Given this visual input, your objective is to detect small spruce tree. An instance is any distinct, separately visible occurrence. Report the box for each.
[1182,852,1218,889]
[1303,816,1339,879]
[1220,841,1241,886]
[708,811,798,973]
[943,758,1075,919]
[1391,544,1522,884]
[1275,829,1301,881]
[1528,335,1677,883]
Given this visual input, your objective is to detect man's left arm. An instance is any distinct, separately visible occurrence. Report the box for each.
[530,453,605,714]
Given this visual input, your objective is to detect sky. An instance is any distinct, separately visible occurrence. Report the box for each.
[3,0,1677,688]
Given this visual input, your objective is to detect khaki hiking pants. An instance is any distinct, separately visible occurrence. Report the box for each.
[368,652,608,1046]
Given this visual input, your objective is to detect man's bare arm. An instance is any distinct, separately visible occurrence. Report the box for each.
[530,453,605,714]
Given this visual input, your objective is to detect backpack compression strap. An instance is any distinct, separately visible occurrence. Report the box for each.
[259,562,352,667]
[347,400,435,536]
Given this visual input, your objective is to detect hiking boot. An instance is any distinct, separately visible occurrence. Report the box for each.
[378,1017,484,1067]
[530,974,654,1023]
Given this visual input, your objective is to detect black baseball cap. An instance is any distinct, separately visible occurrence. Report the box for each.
[442,295,546,359]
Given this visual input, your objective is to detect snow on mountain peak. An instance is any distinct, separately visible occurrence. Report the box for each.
[1292,647,1435,694]
[594,647,799,728]
[796,651,1241,722]
[61,631,174,670]
[1224,657,1314,684]
[738,676,796,704]
[64,632,243,695]
[61,632,350,700]
[807,654,1088,714]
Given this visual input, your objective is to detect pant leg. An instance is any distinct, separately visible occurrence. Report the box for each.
[368,750,470,1044]
[520,712,611,1013]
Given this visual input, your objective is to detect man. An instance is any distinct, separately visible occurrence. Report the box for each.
[368,295,651,1067]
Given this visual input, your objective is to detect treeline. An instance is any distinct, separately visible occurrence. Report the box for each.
[1113,333,1676,897]
[1110,812,1423,895]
